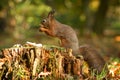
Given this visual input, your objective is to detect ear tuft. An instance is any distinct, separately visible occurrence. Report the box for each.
[48,9,56,18]
[50,9,55,14]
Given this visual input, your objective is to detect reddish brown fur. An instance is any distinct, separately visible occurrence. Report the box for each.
[40,10,79,56]
[39,10,107,73]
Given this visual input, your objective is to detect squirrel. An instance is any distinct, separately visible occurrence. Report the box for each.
[39,10,107,74]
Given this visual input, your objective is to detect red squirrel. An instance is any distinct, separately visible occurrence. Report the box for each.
[39,10,107,73]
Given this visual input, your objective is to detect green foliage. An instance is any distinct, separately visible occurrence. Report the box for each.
[109,57,120,63]
[43,45,65,51]
[111,21,120,34]
[10,0,51,28]
[96,67,108,80]
[89,66,108,80]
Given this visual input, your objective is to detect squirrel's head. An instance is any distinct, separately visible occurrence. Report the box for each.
[40,9,55,29]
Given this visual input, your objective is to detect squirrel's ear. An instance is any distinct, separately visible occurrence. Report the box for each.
[48,9,55,19]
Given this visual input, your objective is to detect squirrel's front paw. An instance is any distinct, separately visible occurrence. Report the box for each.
[39,24,46,32]
[39,27,44,32]
[39,26,48,32]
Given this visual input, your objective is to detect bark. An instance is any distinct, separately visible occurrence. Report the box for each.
[92,0,109,36]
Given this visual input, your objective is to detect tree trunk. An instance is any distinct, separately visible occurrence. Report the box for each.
[92,0,109,36]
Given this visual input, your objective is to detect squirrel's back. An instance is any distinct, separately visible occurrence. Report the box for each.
[54,20,79,55]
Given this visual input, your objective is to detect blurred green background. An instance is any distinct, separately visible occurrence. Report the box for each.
[0,0,120,58]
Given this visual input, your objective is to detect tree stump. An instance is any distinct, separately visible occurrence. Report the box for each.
[0,42,84,80]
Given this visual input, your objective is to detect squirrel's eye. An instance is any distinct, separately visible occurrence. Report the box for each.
[42,19,47,23]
